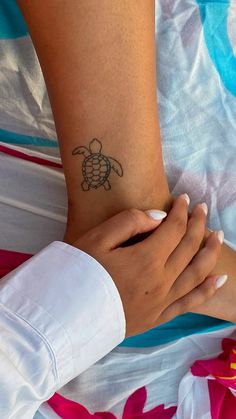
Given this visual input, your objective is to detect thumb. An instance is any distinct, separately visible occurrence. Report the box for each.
[98,208,167,249]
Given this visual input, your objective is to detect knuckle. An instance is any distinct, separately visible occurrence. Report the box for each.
[203,247,218,270]
[89,226,102,241]
[206,253,217,270]
[192,263,204,281]
[147,273,168,297]
[210,242,220,259]
[174,215,187,235]
[195,208,206,223]
[191,215,206,236]
[186,233,200,253]
[86,228,103,248]
[155,281,168,296]
[202,282,215,299]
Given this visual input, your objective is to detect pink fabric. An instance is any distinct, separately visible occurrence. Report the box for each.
[48,387,177,419]
[0,249,32,278]
[208,381,236,419]
[191,338,236,419]
[0,144,62,168]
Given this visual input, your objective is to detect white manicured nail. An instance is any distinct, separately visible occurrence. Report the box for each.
[215,275,228,289]
[216,230,224,244]
[145,210,167,220]
[200,202,208,215]
[182,193,190,205]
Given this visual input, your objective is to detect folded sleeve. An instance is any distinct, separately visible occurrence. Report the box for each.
[0,241,126,418]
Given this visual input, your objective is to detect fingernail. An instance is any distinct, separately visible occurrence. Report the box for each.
[216,230,224,244]
[181,193,190,205]
[145,210,167,220]
[215,274,228,289]
[200,202,208,215]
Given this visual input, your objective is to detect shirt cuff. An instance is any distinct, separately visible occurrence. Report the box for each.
[0,241,126,387]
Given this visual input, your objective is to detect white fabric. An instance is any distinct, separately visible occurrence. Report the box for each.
[0,241,126,418]
[0,152,66,253]
[58,325,236,417]
[175,373,211,419]
[0,35,58,152]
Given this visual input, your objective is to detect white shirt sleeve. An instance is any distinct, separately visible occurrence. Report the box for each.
[0,241,126,418]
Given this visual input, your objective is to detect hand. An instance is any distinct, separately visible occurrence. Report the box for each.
[72,194,227,337]
[193,243,236,323]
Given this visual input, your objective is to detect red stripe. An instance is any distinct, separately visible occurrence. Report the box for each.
[0,144,62,168]
[0,249,33,279]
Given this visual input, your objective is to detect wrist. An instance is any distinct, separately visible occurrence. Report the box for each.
[64,190,172,245]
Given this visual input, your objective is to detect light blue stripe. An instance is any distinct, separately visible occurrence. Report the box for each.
[196,0,236,97]
[0,0,28,39]
[0,128,58,148]
[120,313,233,347]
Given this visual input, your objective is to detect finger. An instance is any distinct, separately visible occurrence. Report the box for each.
[138,194,190,260]
[169,231,223,299]
[159,274,228,324]
[165,202,208,278]
[90,208,167,250]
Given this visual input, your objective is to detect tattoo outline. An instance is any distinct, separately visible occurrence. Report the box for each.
[72,138,123,191]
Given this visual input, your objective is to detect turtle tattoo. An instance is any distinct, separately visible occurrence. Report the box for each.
[72,138,123,191]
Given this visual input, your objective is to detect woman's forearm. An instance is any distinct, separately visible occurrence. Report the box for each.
[17,0,171,240]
